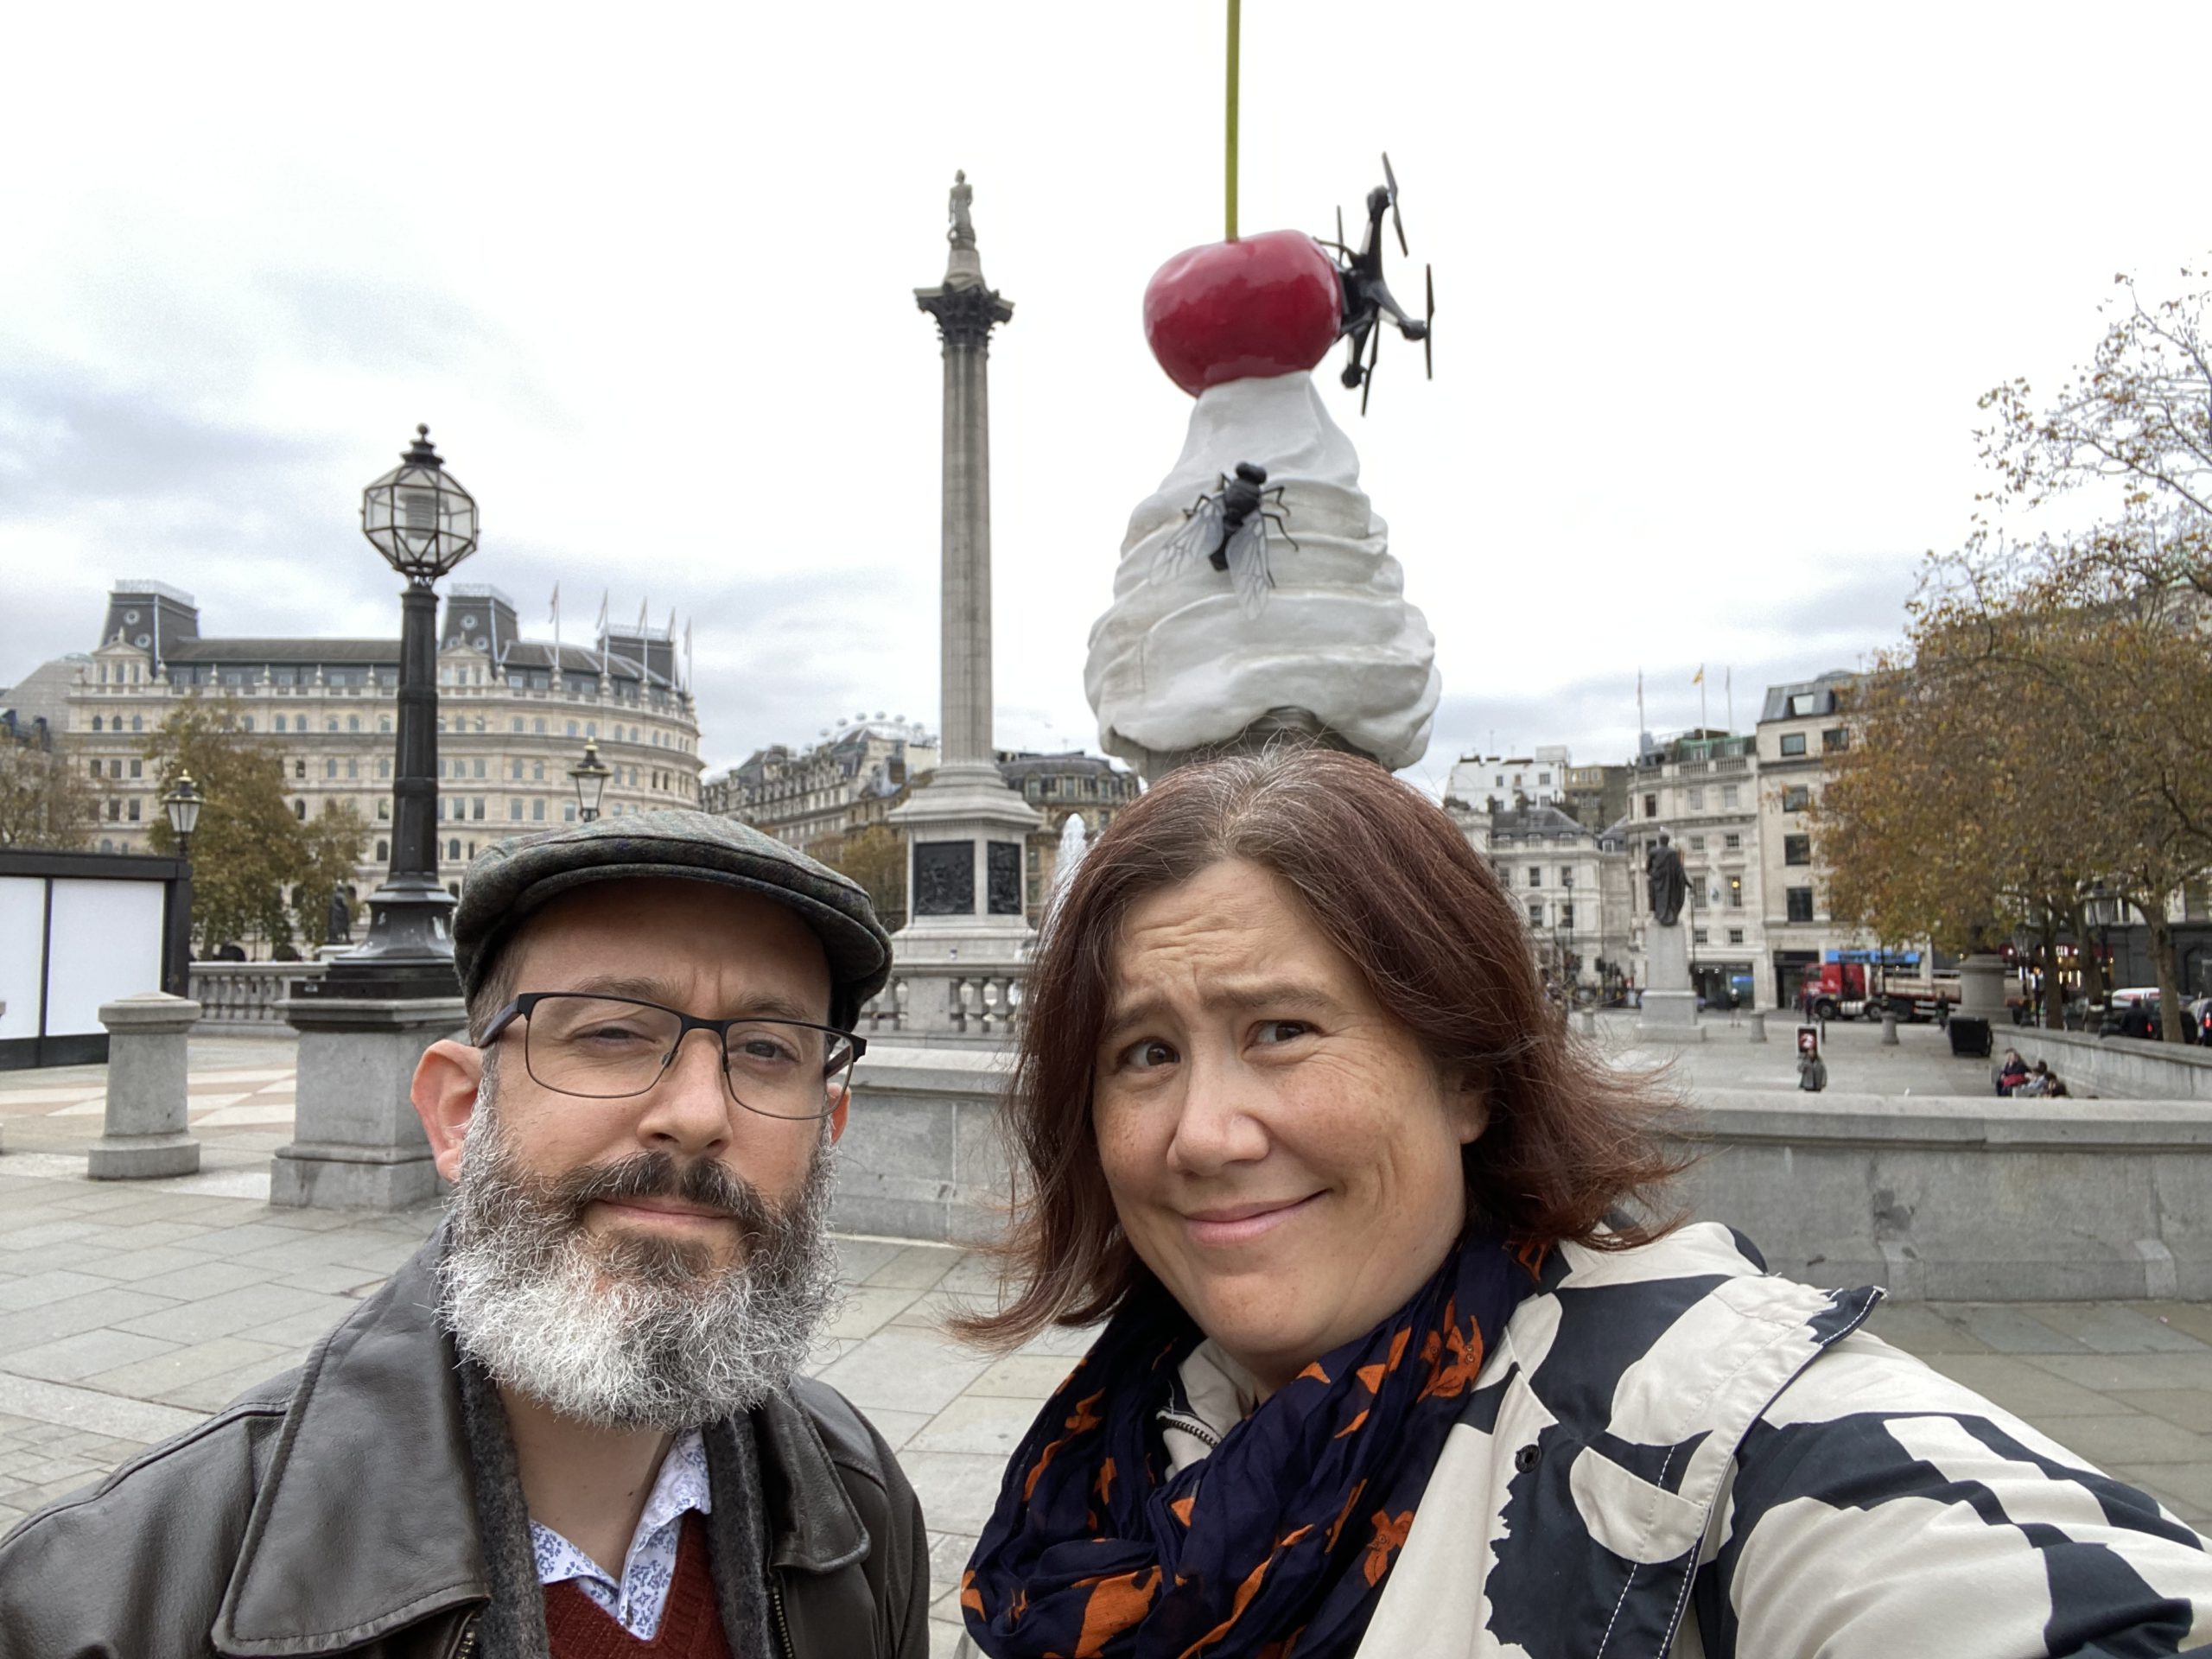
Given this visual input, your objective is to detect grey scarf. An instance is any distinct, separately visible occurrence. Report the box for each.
[455,1355,776,1656]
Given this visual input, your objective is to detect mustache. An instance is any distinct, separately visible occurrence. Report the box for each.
[553,1151,780,1236]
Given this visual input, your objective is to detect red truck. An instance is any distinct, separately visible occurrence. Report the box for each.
[1799,961,1961,1022]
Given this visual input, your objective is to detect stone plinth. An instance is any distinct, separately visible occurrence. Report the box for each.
[887,762,1043,968]
[273,995,464,1211]
[88,993,202,1179]
[1957,954,2010,1018]
[1637,921,1705,1044]
[836,1045,1014,1242]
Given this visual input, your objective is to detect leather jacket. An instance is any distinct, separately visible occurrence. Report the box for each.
[0,1236,930,1658]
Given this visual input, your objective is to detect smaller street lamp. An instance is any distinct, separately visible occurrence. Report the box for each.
[160,771,202,995]
[569,738,613,823]
[162,771,203,856]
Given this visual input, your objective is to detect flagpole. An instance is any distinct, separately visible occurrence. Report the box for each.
[1726,667,1733,734]
[1636,669,1645,747]
[550,583,561,688]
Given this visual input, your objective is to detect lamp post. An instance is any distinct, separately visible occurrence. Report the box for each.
[569,737,613,823]
[160,771,201,995]
[315,424,478,998]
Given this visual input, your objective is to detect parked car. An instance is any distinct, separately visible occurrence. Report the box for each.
[2099,988,2162,1041]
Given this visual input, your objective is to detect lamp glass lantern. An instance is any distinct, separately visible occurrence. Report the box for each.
[162,771,203,842]
[360,424,479,583]
[569,738,613,822]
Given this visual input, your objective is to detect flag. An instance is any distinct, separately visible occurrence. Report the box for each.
[548,583,560,626]
[638,595,649,633]
[1692,664,1704,685]
[550,583,561,675]
[595,590,609,677]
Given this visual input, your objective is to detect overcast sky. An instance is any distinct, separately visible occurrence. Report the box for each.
[3,2,2206,795]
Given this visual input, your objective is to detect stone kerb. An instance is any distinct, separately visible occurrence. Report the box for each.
[1669,1089,2212,1301]
[2000,1027,2212,1103]
[836,1044,1015,1243]
[88,992,202,1179]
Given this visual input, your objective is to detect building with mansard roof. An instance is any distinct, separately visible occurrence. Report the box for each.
[62,581,703,907]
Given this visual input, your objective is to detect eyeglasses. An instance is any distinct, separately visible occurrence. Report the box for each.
[479,993,865,1122]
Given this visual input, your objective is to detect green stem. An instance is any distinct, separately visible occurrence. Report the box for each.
[1224,0,1240,241]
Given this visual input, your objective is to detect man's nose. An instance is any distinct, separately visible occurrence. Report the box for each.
[632,1027,734,1156]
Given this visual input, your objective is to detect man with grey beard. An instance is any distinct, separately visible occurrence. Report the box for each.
[0,812,930,1659]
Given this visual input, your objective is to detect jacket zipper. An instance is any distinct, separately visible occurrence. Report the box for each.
[771,1573,797,1659]
[447,1613,479,1659]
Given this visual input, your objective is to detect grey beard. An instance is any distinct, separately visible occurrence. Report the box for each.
[437,1083,841,1432]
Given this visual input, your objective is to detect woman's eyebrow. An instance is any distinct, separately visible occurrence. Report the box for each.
[1102,980,1342,1035]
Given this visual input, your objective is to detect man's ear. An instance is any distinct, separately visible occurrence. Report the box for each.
[827,1084,850,1146]
[413,1038,485,1184]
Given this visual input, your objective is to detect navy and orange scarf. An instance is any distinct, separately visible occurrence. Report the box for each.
[962,1233,1540,1658]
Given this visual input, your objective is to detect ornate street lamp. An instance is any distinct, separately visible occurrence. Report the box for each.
[568,737,613,823]
[160,771,202,995]
[314,425,477,998]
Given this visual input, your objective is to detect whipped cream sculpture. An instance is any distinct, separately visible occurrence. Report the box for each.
[1084,192,1441,779]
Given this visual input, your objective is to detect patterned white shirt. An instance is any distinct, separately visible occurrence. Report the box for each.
[529,1427,712,1639]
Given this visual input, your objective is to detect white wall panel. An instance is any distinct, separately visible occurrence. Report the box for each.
[0,878,47,1039]
[46,879,166,1036]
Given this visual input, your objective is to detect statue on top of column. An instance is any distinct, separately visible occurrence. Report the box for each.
[948,170,976,248]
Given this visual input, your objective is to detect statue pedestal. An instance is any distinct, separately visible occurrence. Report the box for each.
[1637,922,1705,1045]
[887,763,1043,968]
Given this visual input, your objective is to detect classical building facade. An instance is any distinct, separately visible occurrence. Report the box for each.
[702,718,939,849]
[1755,671,1882,1007]
[1445,747,1572,812]
[65,580,702,890]
[1625,730,1768,1007]
[995,750,1141,919]
[1484,804,1632,990]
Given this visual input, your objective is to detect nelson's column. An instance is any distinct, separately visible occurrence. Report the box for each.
[887,171,1042,979]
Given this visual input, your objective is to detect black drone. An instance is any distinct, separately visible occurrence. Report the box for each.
[1149,461,1297,618]
[1319,153,1434,414]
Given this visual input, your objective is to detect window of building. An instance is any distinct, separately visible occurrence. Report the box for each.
[1783,785,1811,812]
[1693,927,1709,945]
[1643,793,1657,817]
[531,799,545,822]
[1560,868,1573,888]
[474,758,486,779]
[1726,875,1742,908]
[1538,772,1550,785]
[241,717,255,732]
[1721,785,1738,808]
[512,718,524,734]
[448,839,461,862]
[1528,899,1543,926]
[378,758,391,779]
[377,840,390,861]
[1718,832,1738,850]
[1787,887,1815,923]
[380,717,392,734]
[91,715,103,732]
[327,718,339,734]
[273,715,287,734]
[294,800,306,820]
[511,800,524,821]
[86,758,100,777]
[535,718,547,734]
[564,802,578,823]
[346,759,358,779]
[126,798,139,821]
[473,798,486,821]
[1784,835,1811,866]
[378,799,390,818]
[1688,787,1704,810]
[1727,927,1744,945]
[294,760,306,779]
[1527,866,1541,888]
[567,721,579,738]
[1560,901,1575,928]
[1780,733,1808,757]
[348,716,360,733]
[325,759,338,779]
[1689,836,1706,851]
[1821,728,1849,753]
[99,838,113,852]
[532,760,545,782]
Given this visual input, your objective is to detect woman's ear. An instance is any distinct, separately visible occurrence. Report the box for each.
[1447,1068,1491,1147]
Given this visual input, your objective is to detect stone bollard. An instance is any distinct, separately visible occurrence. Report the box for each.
[88,993,203,1179]
[1577,1008,1598,1037]
[1882,1012,1899,1046]
[1747,1010,1767,1043]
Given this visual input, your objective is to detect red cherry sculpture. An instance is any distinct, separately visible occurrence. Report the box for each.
[1143,229,1343,397]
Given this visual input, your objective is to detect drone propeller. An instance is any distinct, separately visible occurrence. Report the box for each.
[1360,321,1382,416]
[1424,263,1434,381]
[1382,151,1408,257]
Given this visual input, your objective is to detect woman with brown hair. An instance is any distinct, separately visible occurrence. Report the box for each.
[954,747,2212,1658]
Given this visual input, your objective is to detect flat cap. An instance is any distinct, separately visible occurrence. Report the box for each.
[451,809,893,1025]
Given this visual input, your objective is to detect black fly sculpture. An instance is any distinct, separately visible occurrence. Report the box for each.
[1319,153,1434,414]
[1149,461,1297,618]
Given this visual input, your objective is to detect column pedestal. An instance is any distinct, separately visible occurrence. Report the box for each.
[1637,922,1706,1044]
[88,994,202,1179]
[273,995,463,1210]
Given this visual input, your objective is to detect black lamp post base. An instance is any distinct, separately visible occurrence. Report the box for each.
[296,878,460,1001]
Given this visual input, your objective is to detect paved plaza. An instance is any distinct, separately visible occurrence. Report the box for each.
[3,1027,2210,1655]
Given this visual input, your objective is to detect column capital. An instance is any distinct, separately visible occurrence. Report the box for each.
[916,283,1014,348]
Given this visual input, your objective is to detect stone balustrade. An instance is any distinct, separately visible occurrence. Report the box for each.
[188,962,326,1027]
[858,964,1025,1044]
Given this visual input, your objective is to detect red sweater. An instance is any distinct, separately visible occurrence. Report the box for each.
[543,1514,732,1659]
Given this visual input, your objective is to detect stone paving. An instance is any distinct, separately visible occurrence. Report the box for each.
[4,1032,2212,1656]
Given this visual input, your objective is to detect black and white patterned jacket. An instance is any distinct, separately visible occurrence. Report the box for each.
[1355,1221,2212,1656]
